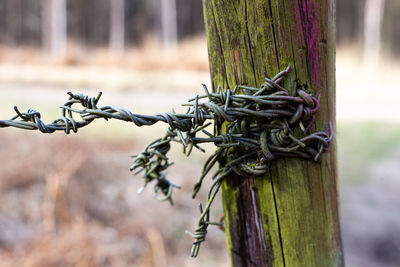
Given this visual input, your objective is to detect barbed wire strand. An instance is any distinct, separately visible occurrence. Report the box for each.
[0,66,333,257]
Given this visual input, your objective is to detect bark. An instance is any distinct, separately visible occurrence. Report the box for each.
[203,1,343,266]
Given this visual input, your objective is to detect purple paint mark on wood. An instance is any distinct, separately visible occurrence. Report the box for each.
[294,1,322,87]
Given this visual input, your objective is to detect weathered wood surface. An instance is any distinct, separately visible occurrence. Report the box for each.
[203,1,344,266]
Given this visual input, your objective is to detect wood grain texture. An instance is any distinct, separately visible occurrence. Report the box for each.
[203,0,344,266]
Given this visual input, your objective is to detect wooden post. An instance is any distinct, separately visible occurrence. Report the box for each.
[203,1,344,266]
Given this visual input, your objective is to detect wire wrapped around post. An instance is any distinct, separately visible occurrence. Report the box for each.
[0,66,333,257]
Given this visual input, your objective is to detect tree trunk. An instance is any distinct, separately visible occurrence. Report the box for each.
[109,0,125,55]
[382,0,400,56]
[5,0,23,45]
[203,1,343,266]
[41,0,67,58]
[363,0,385,67]
[160,0,178,50]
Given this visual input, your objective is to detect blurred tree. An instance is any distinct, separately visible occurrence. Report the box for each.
[125,0,148,45]
[8,0,400,59]
[0,0,201,49]
[0,0,41,46]
[0,2,4,43]
[21,1,42,46]
[67,0,109,47]
[382,0,400,56]
[109,0,125,55]
[41,0,67,58]
[160,0,178,50]
[363,0,385,66]
[4,0,23,45]
[336,0,365,45]
[176,0,204,40]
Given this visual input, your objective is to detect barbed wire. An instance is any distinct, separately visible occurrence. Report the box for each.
[0,65,333,257]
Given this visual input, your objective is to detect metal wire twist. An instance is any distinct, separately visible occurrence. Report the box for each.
[0,65,333,257]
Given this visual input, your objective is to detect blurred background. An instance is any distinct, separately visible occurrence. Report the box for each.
[0,0,399,266]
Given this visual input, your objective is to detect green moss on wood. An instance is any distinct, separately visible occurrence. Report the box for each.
[203,0,343,266]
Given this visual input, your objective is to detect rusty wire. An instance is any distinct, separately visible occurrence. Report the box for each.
[0,66,333,257]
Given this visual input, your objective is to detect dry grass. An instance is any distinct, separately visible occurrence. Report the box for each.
[0,37,210,91]
[0,130,228,267]
[0,36,209,72]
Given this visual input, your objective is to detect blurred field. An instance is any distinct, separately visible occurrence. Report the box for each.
[0,129,228,267]
[0,40,399,267]
[0,37,210,91]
